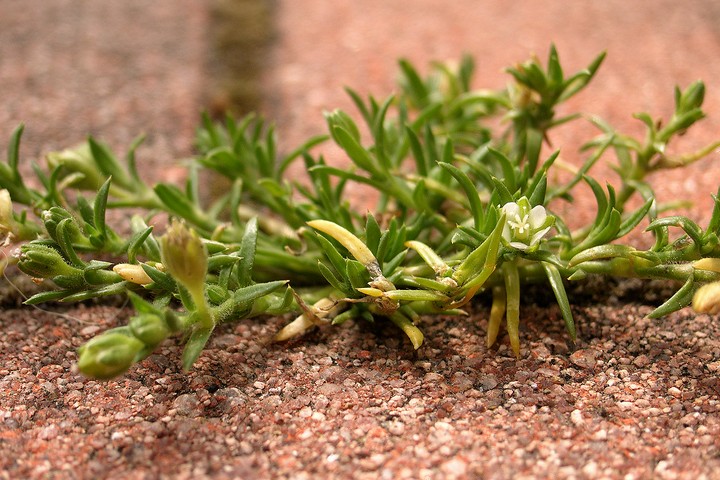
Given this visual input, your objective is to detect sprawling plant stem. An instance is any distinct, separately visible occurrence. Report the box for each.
[1,46,719,378]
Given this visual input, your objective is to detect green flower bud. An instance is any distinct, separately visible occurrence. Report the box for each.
[18,244,80,279]
[675,80,705,115]
[77,332,144,379]
[129,312,169,346]
[46,143,105,191]
[160,220,208,294]
[41,207,85,244]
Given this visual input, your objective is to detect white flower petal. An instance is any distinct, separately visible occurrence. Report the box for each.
[502,223,512,242]
[502,202,520,218]
[530,226,552,245]
[509,241,530,251]
[528,205,547,229]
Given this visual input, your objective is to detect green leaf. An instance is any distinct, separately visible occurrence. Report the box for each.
[346,259,370,290]
[56,218,85,268]
[127,291,161,315]
[398,59,429,105]
[648,275,696,319]
[314,233,349,276]
[593,209,622,244]
[2,124,37,205]
[524,128,543,178]
[326,110,361,143]
[389,311,424,349]
[230,280,288,308]
[490,176,514,206]
[331,126,380,175]
[503,261,521,358]
[7,123,23,176]
[237,217,258,287]
[308,165,381,190]
[568,244,637,268]
[616,198,654,238]
[384,289,448,302]
[383,249,407,277]
[125,134,147,183]
[277,134,328,178]
[527,174,548,207]
[182,327,213,371]
[126,226,154,264]
[131,217,161,261]
[707,191,720,235]
[365,214,381,256]
[646,216,704,249]
[372,96,395,168]
[439,162,484,230]
[404,276,454,293]
[406,126,429,176]
[60,281,130,303]
[344,87,372,126]
[141,264,177,291]
[547,44,564,86]
[558,51,606,102]
[542,263,576,340]
[488,149,517,194]
[317,261,351,294]
[584,176,609,227]
[153,183,217,232]
[453,214,505,287]
[24,289,71,305]
[93,177,112,239]
[88,137,132,190]
[207,254,240,273]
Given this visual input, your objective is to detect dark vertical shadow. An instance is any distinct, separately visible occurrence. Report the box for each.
[206,0,276,118]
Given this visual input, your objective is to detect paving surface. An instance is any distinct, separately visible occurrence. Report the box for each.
[0,0,206,172]
[2,1,720,479]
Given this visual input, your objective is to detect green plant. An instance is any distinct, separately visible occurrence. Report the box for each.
[2,45,720,378]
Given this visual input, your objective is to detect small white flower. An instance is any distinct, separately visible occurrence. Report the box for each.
[501,197,554,252]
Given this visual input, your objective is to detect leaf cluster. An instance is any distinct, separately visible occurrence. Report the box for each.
[1,46,720,377]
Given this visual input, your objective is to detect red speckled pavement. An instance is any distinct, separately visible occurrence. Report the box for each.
[1,1,720,478]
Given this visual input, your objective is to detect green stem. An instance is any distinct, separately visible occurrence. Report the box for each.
[189,286,213,330]
[503,260,521,358]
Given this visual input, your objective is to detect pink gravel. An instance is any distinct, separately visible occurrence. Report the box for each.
[1,1,720,479]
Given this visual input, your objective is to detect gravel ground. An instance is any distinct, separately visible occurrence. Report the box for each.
[2,1,720,479]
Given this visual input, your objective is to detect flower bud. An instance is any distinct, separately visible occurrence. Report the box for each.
[41,207,85,244]
[17,244,79,279]
[129,312,169,346]
[77,332,144,379]
[113,263,153,285]
[0,189,17,241]
[693,281,720,315]
[693,258,720,274]
[0,189,12,227]
[160,220,208,294]
[676,80,705,115]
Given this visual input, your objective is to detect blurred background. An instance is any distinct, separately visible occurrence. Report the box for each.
[1,0,719,213]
